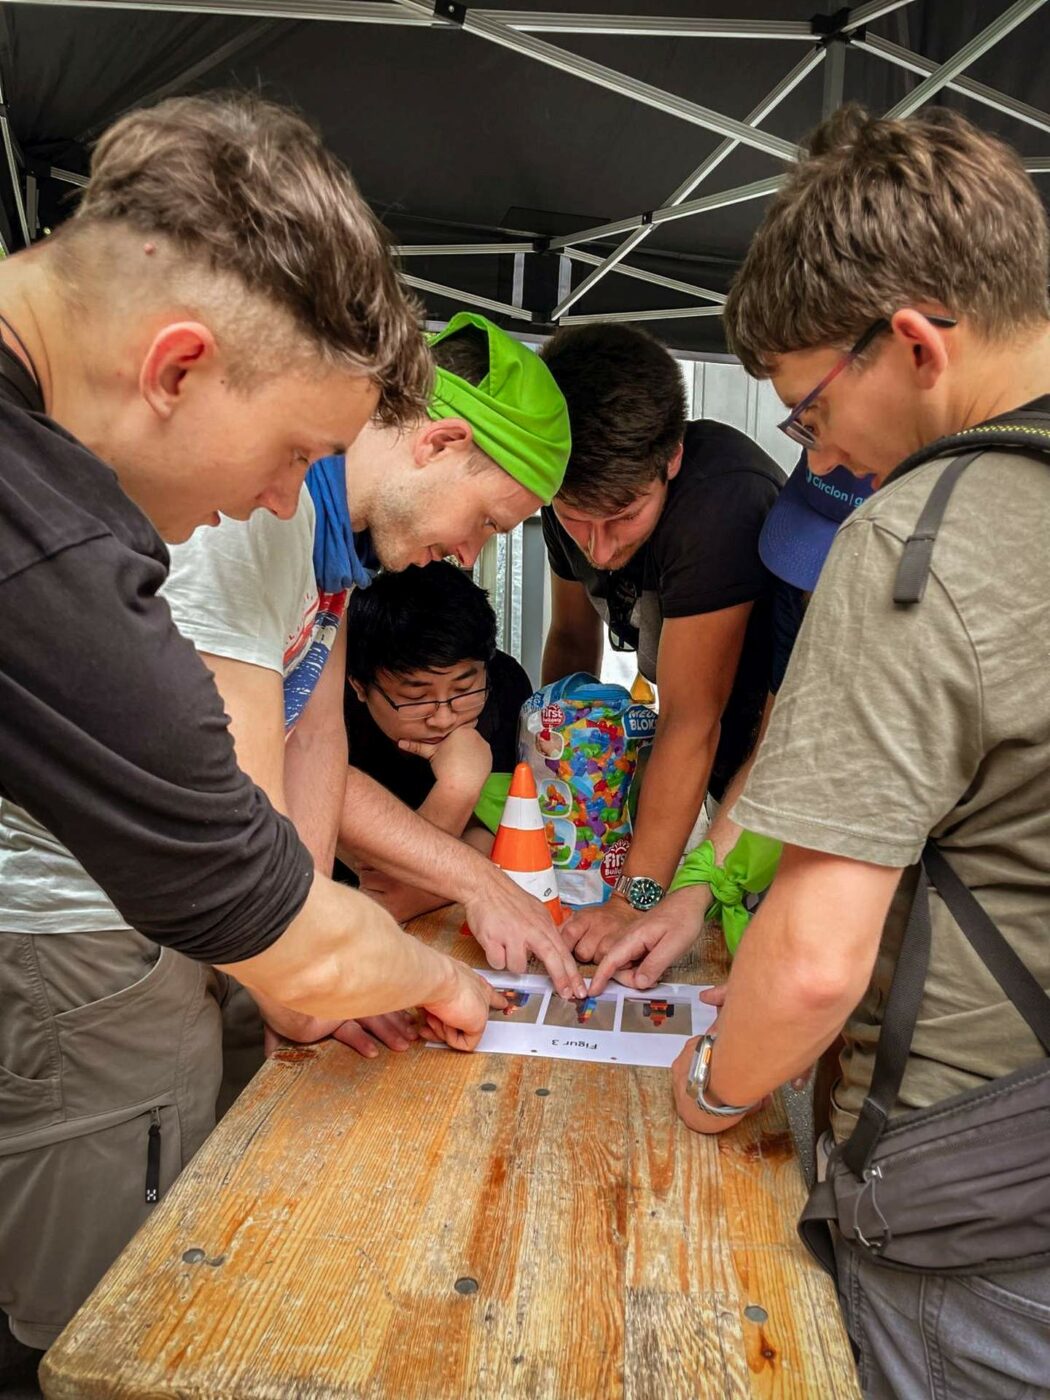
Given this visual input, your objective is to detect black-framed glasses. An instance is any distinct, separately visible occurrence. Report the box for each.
[778,313,957,450]
[372,681,490,717]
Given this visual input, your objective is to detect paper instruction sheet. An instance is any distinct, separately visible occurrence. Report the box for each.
[441,970,717,1068]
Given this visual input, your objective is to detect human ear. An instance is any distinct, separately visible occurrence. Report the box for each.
[138,323,216,420]
[889,309,950,390]
[412,416,475,468]
[350,678,368,703]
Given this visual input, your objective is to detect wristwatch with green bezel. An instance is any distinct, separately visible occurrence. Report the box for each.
[613,873,664,911]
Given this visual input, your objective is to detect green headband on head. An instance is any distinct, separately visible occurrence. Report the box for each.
[427,311,571,505]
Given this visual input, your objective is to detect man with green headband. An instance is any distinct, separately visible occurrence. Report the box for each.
[184,310,577,1023]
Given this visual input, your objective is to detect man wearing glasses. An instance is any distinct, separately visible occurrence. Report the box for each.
[336,560,531,927]
[672,104,1050,1393]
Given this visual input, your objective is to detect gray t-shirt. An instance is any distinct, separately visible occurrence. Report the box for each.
[734,447,1050,1141]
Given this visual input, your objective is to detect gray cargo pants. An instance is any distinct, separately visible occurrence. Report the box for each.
[0,928,234,1349]
[817,1133,1050,1398]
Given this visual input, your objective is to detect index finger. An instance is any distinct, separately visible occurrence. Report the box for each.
[589,929,650,995]
[528,924,585,1000]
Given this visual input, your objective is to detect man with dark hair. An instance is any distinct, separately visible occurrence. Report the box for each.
[674,105,1050,1394]
[337,561,531,921]
[540,323,782,958]
[590,456,873,991]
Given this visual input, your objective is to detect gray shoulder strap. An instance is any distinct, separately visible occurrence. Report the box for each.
[892,451,984,607]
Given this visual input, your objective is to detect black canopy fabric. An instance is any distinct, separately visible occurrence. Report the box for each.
[1,0,1047,352]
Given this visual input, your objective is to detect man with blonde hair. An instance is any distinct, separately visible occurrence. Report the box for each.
[671,104,1050,1396]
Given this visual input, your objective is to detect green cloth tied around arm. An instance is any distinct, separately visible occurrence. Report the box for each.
[474,772,513,835]
[427,311,571,505]
[668,830,783,956]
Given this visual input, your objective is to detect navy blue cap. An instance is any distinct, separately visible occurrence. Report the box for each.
[759,456,875,592]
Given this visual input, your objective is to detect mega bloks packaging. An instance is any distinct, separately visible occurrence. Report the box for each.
[519,672,656,908]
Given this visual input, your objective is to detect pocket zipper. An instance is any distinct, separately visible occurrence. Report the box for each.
[145,1107,161,1204]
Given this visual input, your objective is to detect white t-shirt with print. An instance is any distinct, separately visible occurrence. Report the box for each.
[164,486,348,731]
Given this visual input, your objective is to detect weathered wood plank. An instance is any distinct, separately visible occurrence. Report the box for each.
[40,906,858,1400]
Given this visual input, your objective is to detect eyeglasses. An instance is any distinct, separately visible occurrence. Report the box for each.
[778,313,957,451]
[372,680,489,717]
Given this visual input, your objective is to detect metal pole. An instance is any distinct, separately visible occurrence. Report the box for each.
[394,242,535,256]
[559,305,724,326]
[856,33,1050,136]
[0,0,819,39]
[821,39,846,117]
[551,46,822,318]
[565,248,726,303]
[0,70,30,247]
[842,0,916,28]
[399,0,800,164]
[401,273,533,322]
[886,0,1048,120]
[548,173,783,252]
[49,166,88,188]
[485,13,814,39]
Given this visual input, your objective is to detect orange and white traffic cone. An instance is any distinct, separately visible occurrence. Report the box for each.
[463,762,565,936]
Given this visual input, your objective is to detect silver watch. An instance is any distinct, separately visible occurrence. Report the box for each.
[686,1033,757,1118]
[613,873,664,911]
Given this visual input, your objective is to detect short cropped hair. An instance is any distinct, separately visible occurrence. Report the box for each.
[724,105,1050,378]
[73,92,430,423]
[432,322,490,384]
[540,324,686,513]
[346,560,497,686]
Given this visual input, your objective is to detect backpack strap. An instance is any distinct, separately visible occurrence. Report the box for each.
[887,413,1050,483]
[841,861,934,1176]
[887,414,1050,609]
[892,451,984,606]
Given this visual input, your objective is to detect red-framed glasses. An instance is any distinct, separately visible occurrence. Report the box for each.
[778,314,957,450]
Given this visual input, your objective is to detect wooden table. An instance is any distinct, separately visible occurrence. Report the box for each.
[41,907,859,1399]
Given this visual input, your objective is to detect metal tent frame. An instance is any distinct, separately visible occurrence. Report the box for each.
[1,0,1047,329]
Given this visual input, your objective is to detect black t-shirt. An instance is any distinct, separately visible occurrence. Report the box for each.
[769,577,807,696]
[341,648,532,811]
[543,418,782,796]
[0,375,313,961]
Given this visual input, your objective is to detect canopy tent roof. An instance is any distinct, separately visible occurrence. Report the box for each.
[1,0,1048,352]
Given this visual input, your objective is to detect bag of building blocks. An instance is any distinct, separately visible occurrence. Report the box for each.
[519,672,656,908]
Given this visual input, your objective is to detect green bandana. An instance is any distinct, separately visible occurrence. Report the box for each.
[474,771,513,835]
[668,831,783,956]
[427,311,571,505]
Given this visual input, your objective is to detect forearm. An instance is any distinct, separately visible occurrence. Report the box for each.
[338,766,489,902]
[627,720,719,888]
[285,725,348,873]
[370,884,452,924]
[542,627,600,686]
[702,746,758,864]
[462,821,494,857]
[218,872,459,1021]
[418,779,482,839]
[708,857,882,1106]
